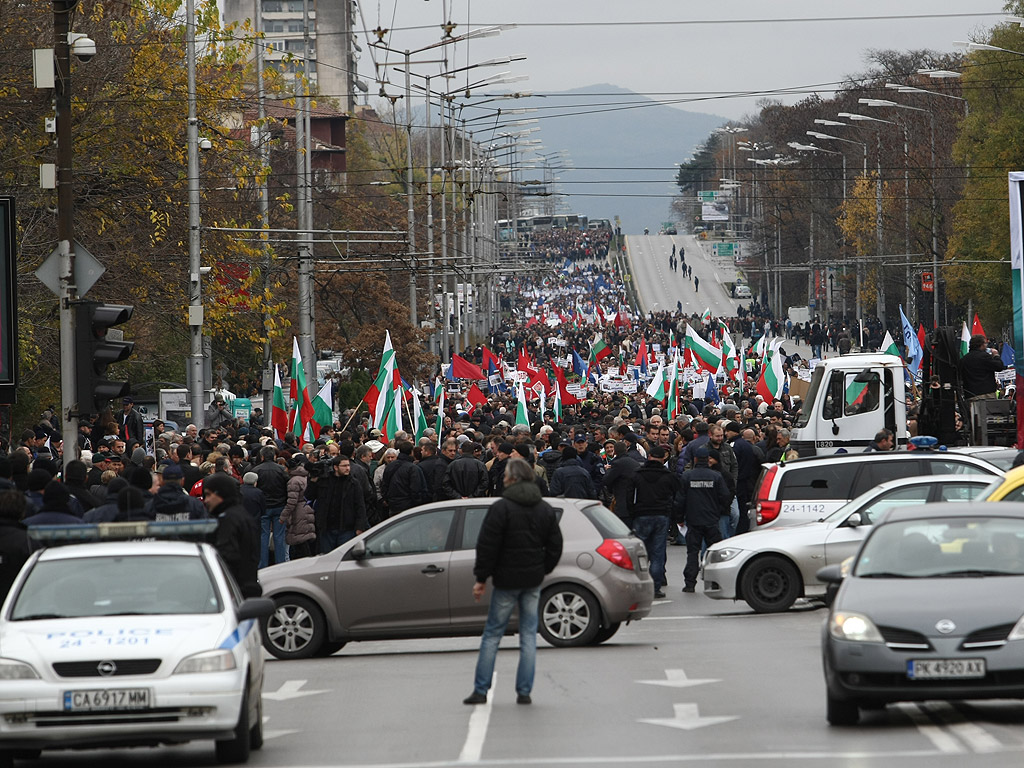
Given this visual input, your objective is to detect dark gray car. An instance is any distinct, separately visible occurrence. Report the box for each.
[258,498,654,659]
[820,502,1024,725]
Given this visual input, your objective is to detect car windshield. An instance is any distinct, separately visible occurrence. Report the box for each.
[10,554,222,620]
[854,517,1024,579]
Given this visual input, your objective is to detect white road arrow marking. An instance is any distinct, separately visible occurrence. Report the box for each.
[636,669,721,688]
[639,703,738,731]
[262,728,300,740]
[263,679,329,701]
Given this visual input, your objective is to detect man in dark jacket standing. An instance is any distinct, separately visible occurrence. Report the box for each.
[549,446,597,499]
[0,490,30,602]
[416,441,447,502]
[306,455,368,553]
[202,473,260,597]
[464,458,563,706]
[381,440,428,516]
[441,442,489,499]
[959,334,1005,400]
[628,445,681,598]
[678,445,731,593]
[146,464,207,521]
[601,440,640,523]
[252,446,289,568]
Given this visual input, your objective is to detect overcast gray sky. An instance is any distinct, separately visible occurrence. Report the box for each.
[356,1,1003,120]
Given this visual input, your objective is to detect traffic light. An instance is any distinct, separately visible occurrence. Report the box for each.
[74,301,134,417]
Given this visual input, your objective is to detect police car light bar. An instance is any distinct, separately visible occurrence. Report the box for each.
[28,520,219,543]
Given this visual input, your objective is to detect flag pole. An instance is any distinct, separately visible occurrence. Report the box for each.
[339,401,365,434]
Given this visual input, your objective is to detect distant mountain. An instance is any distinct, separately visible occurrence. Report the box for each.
[512,84,726,234]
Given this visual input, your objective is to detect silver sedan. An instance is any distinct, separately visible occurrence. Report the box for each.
[702,475,994,613]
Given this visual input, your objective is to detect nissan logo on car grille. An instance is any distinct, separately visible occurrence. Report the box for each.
[96,660,117,677]
[935,620,956,635]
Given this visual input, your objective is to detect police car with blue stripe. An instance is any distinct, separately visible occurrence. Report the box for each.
[0,521,274,765]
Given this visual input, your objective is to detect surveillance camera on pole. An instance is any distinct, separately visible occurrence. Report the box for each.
[69,32,96,63]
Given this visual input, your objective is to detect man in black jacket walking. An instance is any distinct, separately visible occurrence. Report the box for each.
[464,458,563,706]
[380,440,428,516]
[628,445,681,598]
[202,474,260,597]
[306,455,368,553]
[679,445,731,593]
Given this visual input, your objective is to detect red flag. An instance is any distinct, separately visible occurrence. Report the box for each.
[634,337,648,367]
[450,354,484,380]
[526,363,550,392]
[517,348,531,373]
[466,383,487,413]
[553,366,580,405]
[481,346,502,371]
[917,323,926,351]
[972,313,986,338]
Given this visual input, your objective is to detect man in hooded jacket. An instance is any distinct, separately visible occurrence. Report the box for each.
[202,473,260,597]
[678,445,731,593]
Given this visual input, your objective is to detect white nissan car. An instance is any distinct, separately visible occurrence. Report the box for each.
[0,522,273,765]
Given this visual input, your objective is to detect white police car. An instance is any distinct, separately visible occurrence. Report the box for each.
[0,522,273,765]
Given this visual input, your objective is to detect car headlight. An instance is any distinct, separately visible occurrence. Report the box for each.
[828,611,884,643]
[173,650,238,674]
[1008,615,1024,641]
[707,547,744,564]
[0,658,39,680]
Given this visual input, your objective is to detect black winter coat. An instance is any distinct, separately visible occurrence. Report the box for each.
[679,463,732,527]
[381,453,429,515]
[473,481,563,590]
[417,454,448,501]
[629,460,683,519]
[306,473,368,533]
[602,455,640,520]
[441,455,489,499]
[252,460,289,507]
[210,499,261,597]
[549,458,596,499]
[0,518,30,602]
[146,484,208,521]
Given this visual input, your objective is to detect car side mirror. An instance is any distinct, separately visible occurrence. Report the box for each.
[844,512,863,528]
[816,564,844,584]
[350,539,368,560]
[236,597,276,622]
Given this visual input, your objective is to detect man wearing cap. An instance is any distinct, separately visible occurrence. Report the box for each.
[678,445,731,593]
[118,396,145,446]
[146,464,207,521]
[202,474,260,597]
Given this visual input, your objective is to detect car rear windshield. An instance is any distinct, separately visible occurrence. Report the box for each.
[10,554,222,620]
[856,517,1024,578]
[778,464,858,501]
[581,503,632,538]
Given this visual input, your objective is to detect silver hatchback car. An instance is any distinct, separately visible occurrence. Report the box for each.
[258,498,653,659]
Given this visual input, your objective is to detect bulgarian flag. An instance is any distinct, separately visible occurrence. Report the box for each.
[271,366,289,440]
[553,382,563,422]
[515,381,530,427]
[310,379,333,440]
[756,345,785,401]
[753,334,768,364]
[880,330,902,359]
[362,331,402,433]
[411,388,428,442]
[667,351,681,418]
[685,325,723,374]
[960,321,971,357]
[721,327,738,379]
[645,358,668,401]
[701,307,712,325]
[434,378,445,446]
[288,337,315,440]
[588,334,611,367]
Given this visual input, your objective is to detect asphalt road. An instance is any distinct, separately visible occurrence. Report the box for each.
[29,545,1024,768]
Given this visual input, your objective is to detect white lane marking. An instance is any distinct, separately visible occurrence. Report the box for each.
[639,702,738,730]
[895,702,965,753]
[263,728,300,739]
[458,672,496,763]
[263,679,329,701]
[636,669,720,688]
[923,701,1003,753]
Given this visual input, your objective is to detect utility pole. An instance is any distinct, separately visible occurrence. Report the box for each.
[404,50,418,329]
[54,0,79,465]
[296,0,315,381]
[255,0,272,418]
[186,0,205,428]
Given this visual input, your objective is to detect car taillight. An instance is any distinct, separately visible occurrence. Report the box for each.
[596,539,635,570]
[756,500,781,525]
[753,465,780,525]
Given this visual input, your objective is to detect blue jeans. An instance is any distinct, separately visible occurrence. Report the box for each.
[472,586,541,697]
[260,505,288,569]
[319,529,356,554]
[632,515,669,591]
[719,499,740,539]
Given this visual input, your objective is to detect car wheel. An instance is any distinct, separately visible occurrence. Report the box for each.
[741,555,801,613]
[215,688,252,763]
[314,640,347,657]
[249,692,263,751]
[826,691,860,726]
[540,585,600,647]
[590,622,621,645]
[262,595,326,660]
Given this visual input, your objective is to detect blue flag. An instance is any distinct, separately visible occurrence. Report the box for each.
[899,305,922,377]
[704,374,720,405]
[1002,342,1016,368]
[444,363,455,382]
[572,348,587,377]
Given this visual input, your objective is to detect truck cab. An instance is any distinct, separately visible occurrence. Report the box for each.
[791,354,907,456]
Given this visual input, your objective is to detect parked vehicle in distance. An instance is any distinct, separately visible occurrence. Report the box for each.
[820,502,1024,725]
[733,284,751,299]
[704,475,992,613]
[258,498,653,659]
[750,451,1003,529]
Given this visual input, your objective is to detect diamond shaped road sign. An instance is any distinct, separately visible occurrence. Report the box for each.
[35,240,106,298]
